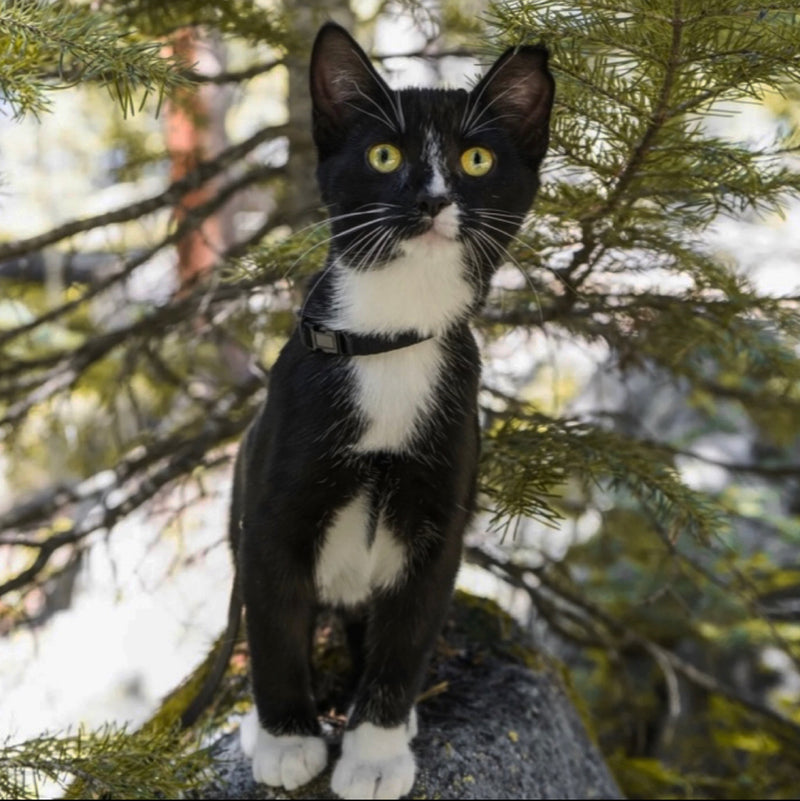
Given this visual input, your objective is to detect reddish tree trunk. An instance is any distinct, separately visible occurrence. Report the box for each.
[164,29,232,292]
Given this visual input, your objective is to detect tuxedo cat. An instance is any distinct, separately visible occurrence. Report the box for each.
[233,22,553,800]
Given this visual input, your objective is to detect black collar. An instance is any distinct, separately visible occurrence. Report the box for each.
[298,317,432,356]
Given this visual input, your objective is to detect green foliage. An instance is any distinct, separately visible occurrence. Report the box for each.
[468,1,800,797]
[0,0,188,117]
[0,723,212,799]
[482,410,723,540]
[485,0,800,294]
[2,0,800,798]
[115,0,289,47]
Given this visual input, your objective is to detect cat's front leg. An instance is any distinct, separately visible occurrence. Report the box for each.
[239,708,327,790]
[332,716,417,800]
[331,529,461,800]
[238,520,328,790]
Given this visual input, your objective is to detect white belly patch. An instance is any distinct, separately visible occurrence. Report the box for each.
[315,492,406,607]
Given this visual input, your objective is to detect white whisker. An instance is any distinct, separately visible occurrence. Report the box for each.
[467,227,545,325]
[278,204,400,252]
[462,71,530,137]
[342,226,391,270]
[344,97,397,132]
[299,226,390,317]
[349,46,405,132]
[474,216,579,296]
[277,212,401,288]
[351,226,396,273]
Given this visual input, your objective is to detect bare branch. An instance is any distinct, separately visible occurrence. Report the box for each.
[185,59,284,84]
[0,124,288,263]
[0,381,263,599]
[465,543,800,746]
[0,161,282,352]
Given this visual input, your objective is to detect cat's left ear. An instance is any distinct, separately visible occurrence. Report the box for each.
[468,45,554,164]
[310,22,399,155]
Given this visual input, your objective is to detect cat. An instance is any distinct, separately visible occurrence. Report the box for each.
[230,21,553,800]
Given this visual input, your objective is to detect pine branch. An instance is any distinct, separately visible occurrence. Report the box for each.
[480,409,724,541]
[0,0,188,117]
[0,381,261,600]
[0,723,211,799]
[113,0,288,47]
[185,57,284,84]
[488,0,800,333]
[181,47,476,86]
[586,0,685,223]
[0,266,278,426]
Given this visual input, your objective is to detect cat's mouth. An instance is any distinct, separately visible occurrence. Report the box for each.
[411,205,460,242]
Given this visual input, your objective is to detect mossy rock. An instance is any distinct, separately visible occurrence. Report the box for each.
[188,590,622,800]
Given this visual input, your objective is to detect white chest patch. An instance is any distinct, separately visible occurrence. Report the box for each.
[327,236,472,453]
[328,236,471,337]
[315,492,406,607]
[352,339,441,452]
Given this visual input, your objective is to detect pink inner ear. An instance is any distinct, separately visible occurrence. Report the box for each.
[473,50,554,145]
[312,36,393,129]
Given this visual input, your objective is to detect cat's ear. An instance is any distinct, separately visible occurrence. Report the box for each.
[310,22,399,153]
[468,45,554,163]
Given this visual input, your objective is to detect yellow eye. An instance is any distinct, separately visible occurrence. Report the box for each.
[460,146,494,177]
[367,144,403,173]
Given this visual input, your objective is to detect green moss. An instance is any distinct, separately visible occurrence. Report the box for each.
[450,589,546,670]
[448,591,604,748]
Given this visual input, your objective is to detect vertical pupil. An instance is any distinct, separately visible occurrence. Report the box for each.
[473,151,481,165]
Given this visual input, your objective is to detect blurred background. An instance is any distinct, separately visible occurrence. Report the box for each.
[1,0,799,797]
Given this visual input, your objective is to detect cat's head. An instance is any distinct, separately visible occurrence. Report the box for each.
[309,22,553,297]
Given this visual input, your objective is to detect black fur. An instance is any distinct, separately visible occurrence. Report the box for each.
[225,21,554,794]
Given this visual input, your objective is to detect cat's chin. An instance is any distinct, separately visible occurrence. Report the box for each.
[398,227,462,261]
[413,228,458,244]
[410,217,460,244]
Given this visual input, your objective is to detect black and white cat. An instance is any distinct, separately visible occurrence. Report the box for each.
[233,22,553,800]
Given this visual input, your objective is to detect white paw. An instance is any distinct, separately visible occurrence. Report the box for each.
[332,722,416,800]
[239,708,327,790]
[239,708,259,757]
[406,707,418,742]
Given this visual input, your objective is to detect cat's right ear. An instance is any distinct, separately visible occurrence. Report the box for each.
[310,23,399,154]
[468,44,555,167]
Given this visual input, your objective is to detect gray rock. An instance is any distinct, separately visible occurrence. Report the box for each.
[196,593,622,800]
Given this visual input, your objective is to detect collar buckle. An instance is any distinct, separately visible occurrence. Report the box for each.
[298,314,433,356]
[299,320,346,355]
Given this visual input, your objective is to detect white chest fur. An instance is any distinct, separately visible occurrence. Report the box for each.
[315,492,406,606]
[351,339,441,452]
[329,229,471,338]
[327,232,472,453]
